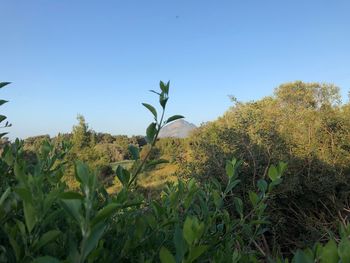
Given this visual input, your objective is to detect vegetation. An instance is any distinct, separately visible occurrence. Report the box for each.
[181,82,350,254]
[1,80,350,262]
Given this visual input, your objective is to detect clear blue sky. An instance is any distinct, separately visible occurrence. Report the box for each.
[1,0,350,140]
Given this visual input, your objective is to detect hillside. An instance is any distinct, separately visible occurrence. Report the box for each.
[158,119,197,138]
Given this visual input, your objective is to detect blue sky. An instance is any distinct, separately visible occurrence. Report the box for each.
[1,0,350,140]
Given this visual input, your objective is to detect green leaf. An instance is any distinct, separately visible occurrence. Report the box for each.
[165,81,170,93]
[32,256,60,263]
[115,187,128,204]
[61,199,82,223]
[248,191,259,206]
[232,249,241,263]
[166,115,184,124]
[268,165,279,181]
[160,96,168,109]
[23,202,36,233]
[81,222,106,260]
[234,197,243,217]
[0,187,11,206]
[293,249,314,263]
[142,103,157,120]
[8,235,21,261]
[149,89,161,95]
[14,188,37,233]
[15,219,26,237]
[159,81,166,92]
[14,161,26,182]
[0,82,11,89]
[5,224,22,261]
[91,203,120,227]
[0,132,8,138]
[338,237,350,263]
[33,230,61,252]
[321,240,339,263]
[174,225,186,261]
[151,201,165,217]
[159,247,176,263]
[212,190,222,208]
[3,148,13,165]
[188,245,208,262]
[128,144,140,160]
[0,100,8,106]
[116,165,130,186]
[146,122,157,143]
[257,179,268,193]
[0,115,6,123]
[314,242,323,258]
[75,161,90,186]
[59,191,84,200]
[145,214,157,229]
[43,190,59,214]
[135,217,147,239]
[225,161,234,178]
[268,178,283,191]
[159,81,170,94]
[224,179,240,195]
[183,217,195,245]
[277,161,288,175]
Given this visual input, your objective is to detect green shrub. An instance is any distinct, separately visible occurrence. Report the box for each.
[181,81,350,253]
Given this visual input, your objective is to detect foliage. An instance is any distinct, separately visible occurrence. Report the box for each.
[0,141,287,262]
[155,138,187,163]
[0,81,282,262]
[180,81,350,253]
[0,82,11,139]
[1,81,350,262]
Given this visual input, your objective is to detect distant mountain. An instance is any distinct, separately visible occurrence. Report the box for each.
[158,119,197,138]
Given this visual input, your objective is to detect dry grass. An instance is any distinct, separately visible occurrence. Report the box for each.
[107,162,179,194]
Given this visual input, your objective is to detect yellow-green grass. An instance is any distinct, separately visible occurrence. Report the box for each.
[110,160,134,170]
[107,163,178,194]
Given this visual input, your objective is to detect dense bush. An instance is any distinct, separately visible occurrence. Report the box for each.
[180,81,350,253]
[0,139,288,262]
[154,138,187,163]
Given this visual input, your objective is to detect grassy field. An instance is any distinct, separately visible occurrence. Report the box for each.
[107,161,178,194]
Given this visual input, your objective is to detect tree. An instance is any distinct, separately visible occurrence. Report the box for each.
[274,81,341,109]
[72,115,90,150]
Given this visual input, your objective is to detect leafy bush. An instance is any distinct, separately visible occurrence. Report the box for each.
[180,81,350,253]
